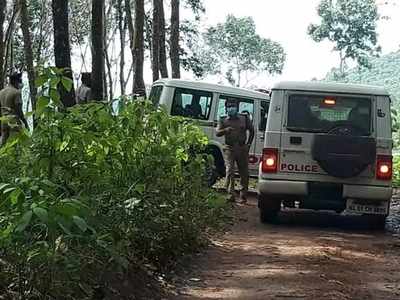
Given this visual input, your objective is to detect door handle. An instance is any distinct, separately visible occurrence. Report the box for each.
[259,135,265,140]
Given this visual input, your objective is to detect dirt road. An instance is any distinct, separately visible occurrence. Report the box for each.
[174,197,400,300]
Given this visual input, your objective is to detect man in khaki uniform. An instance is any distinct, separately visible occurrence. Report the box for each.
[216,98,255,203]
[0,73,28,145]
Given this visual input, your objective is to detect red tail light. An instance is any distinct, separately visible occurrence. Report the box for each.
[376,155,392,181]
[262,148,279,173]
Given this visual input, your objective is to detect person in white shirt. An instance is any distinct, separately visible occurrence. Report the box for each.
[76,72,91,104]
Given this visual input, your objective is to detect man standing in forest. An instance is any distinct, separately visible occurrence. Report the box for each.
[76,72,92,104]
[0,73,28,145]
[216,98,255,203]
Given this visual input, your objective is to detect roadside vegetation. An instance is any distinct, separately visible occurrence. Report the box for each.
[0,69,230,299]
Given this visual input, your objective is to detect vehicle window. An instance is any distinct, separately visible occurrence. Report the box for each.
[149,85,163,106]
[287,94,372,134]
[216,95,254,122]
[259,101,270,131]
[171,88,212,120]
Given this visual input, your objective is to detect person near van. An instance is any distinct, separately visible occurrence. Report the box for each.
[0,72,28,145]
[185,97,203,119]
[216,98,255,203]
[76,72,91,104]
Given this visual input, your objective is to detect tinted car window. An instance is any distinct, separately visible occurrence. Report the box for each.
[216,95,254,122]
[171,88,213,120]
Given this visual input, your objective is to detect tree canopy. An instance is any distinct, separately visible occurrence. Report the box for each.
[201,15,286,87]
[308,0,380,75]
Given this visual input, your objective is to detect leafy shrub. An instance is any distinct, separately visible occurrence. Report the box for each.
[393,156,400,188]
[0,68,227,299]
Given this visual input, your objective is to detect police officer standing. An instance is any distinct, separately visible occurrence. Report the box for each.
[0,73,28,146]
[216,98,255,203]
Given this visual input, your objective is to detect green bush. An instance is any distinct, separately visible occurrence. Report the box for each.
[393,156,400,188]
[0,68,228,299]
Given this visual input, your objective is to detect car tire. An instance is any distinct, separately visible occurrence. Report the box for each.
[205,159,219,187]
[370,215,387,230]
[258,194,281,223]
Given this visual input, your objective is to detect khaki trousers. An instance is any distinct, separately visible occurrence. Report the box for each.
[224,144,249,197]
[1,117,22,146]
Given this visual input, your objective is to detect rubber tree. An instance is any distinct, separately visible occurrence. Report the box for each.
[51,0,75,107]
[117,0,126,95]
[132,0,146,96]
[151,0,161,82]
[0,0,6,89]
[19,0,37,115]
[158,0,168,78]
[91,0,105,101]
[170,0,180,78]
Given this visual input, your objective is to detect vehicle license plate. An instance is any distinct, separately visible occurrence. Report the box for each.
[346,199,388,215]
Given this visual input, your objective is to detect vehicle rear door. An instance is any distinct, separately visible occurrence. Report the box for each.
[279,92,375,180]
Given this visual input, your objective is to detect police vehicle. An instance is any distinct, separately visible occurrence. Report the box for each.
[258,81,393,227]
[149,79,270,184]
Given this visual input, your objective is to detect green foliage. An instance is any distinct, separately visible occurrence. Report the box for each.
[308,0,380,73]
[12,0,53,68]
[324,51,400,147]
[183,0,206,20]
[393,156,400,188]
[0,68,228,299]
[325,51,400,104]
[70,1,91,46]
[200,15,286,87]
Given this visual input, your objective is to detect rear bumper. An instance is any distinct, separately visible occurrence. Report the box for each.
[258,178,392,201]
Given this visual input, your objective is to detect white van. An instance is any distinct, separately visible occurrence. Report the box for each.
[149,79,270,184]
[258,81,393,226]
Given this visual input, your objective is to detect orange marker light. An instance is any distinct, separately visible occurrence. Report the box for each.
[324,99,336,105]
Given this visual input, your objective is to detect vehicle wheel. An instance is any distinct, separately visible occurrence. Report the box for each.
[258,195,281,223]
[370,215,387,230]
[206,158,219,187]
[204,154,219,187]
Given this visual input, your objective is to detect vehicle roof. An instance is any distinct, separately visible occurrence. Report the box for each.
[272,81,390,97]
[153,79,270,99]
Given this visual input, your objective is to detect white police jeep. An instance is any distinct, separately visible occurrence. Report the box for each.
[258,81,393,227]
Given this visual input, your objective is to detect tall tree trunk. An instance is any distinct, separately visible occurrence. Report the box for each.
[105,49,113,101]
[91,0,105,101]
[152,0,161,82]
[170,0,180,78]
[158,0,168,78]
[125,0,139,95]
[2,2,20,81]
[0,0,6,89]
[117,0,126,95]
[144,13,152,64]
[52,0,75,107]
[132,0,146,96]
[20,0,37,114]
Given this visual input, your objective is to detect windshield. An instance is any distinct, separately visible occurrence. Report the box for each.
[287,94,372,135]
